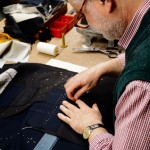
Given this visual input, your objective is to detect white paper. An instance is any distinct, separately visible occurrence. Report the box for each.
[46,59,87,73]
[11,13,41,23]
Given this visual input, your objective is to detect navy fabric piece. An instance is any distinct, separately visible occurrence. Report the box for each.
[26,88,88,145]
[0,84,23,107]
[26,78,117,145]
[0,109,43,150]
[4,15,44,44]
[0,111,88,150]
[4,15,29,43]
[19,0,44,6]
[0,63,117,150]
[17,17,44,43]
[0,84,38,117]
[53,138,88,150]
[0,63,76,118]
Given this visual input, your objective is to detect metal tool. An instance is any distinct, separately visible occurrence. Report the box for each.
[72,47,120,58]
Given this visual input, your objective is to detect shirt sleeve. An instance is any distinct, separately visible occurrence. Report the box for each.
[89,80,150,150]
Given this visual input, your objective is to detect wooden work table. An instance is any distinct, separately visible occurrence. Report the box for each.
[29,27,111,68]
[0,12,111,68]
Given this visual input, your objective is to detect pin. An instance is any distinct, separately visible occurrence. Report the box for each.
[61,33,67,48]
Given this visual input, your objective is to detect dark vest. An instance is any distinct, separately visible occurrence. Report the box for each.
[113,10,150,110]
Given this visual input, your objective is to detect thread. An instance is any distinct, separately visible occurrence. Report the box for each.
[37,42,59,56]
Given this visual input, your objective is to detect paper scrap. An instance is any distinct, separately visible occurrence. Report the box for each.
[46,59,87,73]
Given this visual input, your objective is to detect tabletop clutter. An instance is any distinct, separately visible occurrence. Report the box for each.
[0,0,121,68]
[0,0,76,67]
[2,0,75,40]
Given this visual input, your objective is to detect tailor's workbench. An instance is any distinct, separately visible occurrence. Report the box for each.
[29,28,111,68]
[0,4,111,68]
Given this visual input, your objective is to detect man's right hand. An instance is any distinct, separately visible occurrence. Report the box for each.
[64,66,102,101]
[64,58,123,101]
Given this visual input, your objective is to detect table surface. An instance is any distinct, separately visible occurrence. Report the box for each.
[0,4,111,68]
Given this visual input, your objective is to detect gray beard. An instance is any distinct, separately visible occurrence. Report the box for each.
[88,9,126,40]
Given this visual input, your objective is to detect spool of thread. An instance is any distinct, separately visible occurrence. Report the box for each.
[37,42,59,56]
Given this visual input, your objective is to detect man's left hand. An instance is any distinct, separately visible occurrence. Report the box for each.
[57,100,103,134]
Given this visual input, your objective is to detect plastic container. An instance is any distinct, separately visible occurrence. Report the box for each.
[47,15,74,38]
[48,21,67,38]
[57,15,74,31]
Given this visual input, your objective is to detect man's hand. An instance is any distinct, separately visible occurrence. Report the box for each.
[64,67,101,101]
[57,100,103,134]
[64,58,122,101]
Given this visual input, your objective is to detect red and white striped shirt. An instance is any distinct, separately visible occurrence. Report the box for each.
[90,0,150,149]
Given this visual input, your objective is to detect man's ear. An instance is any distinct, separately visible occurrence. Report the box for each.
[100,0,114,13]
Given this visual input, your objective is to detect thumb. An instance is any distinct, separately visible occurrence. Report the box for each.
[92,103,99,111]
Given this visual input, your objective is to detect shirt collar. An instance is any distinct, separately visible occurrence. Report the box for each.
[118,0,150,50]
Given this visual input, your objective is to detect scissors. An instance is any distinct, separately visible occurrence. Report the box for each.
[72,47,120,58]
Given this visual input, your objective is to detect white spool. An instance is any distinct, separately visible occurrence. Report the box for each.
[37,42,59,56]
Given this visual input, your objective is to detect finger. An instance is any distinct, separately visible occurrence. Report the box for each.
[74,85,89,100]
[64,76,74,87]
[64,76,78,89]
[65,89,76,101]
[65,81,80,101]
[57,113,71,124]
[75,99,89,109]
[64,75,84,101]
[62,101,77,111]
[59,104,72,117]
[92,103,100,112]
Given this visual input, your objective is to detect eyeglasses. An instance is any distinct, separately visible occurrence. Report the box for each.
[74,0,89,29]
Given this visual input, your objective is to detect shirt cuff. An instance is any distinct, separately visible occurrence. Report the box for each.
[89,133,113,150]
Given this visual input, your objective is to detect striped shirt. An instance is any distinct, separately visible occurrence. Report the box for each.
[90,0,150,149]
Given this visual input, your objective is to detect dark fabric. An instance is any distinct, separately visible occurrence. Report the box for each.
[26,87,88,145]
[0,63,117,149]
[113,10,150,108]
[0,63,76,118]
[4,15,44,44]
[17,17,44,43]
[52,138,88,150]
[0,111,43,150]
[4,15,29,43]
[19,0,64,6]
[19,0,44,6]
[26,86,117,145]
[19,0,65,17]
[0,0,11,8]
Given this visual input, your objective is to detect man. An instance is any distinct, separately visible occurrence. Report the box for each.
[58,0,150,149]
